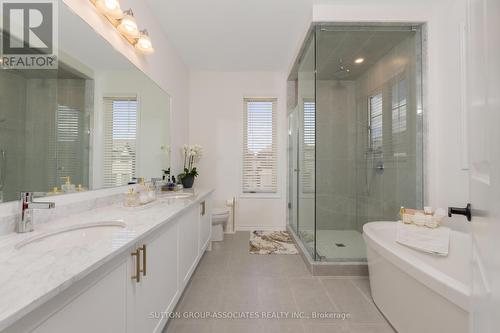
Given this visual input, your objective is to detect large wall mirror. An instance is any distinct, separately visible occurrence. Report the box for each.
[0,4,171,203]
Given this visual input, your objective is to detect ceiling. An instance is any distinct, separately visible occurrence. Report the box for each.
[316,29,414,80]
[145,0,314,71]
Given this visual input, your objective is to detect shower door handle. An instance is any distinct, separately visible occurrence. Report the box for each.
[448,203,472,222]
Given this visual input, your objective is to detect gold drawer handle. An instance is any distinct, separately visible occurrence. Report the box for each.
[139,244,147,276]
[200,201,206,216]
[131,248,141,283]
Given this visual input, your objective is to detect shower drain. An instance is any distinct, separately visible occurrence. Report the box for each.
[335,243,346,247]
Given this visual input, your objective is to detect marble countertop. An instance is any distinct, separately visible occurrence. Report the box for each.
[0,188,213,331]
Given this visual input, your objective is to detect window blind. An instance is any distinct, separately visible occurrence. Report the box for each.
[48,105,83,188]
[302,100,315,193]
[391,78,408,158]
[103,97,137,188]
[242,98,277,193]
[391,79,407,135]
[369,93,383,152]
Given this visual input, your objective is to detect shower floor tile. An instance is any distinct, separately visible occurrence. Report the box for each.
[315,230,367,261]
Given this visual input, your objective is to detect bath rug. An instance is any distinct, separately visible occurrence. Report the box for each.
[249,230,299,254]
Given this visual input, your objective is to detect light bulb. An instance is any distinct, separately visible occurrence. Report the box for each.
[104,0,118,10]
[95,0,123,19]
[355,58,364,64]
[117,9,139,39]
[135,30,154,54]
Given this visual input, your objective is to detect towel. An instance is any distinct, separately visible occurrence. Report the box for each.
[396,222,450,256]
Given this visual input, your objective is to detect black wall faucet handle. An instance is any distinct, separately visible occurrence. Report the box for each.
[448,203,472,222]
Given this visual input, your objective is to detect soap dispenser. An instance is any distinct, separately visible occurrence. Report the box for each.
[61,176,76,193]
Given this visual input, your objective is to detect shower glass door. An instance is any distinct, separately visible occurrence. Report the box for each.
[288,24,424,262]
[296,33,316,258]
[314,25,424,261]
[287,108,299,233]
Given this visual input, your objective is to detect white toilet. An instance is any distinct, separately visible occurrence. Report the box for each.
[211,208,230,242]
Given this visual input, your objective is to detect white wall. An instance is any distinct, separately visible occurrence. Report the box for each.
[63,0,190,174]
[189,72,287,231]
[312,0,470,231]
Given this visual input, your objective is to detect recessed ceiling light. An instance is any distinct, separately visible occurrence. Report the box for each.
[355,58,364,64]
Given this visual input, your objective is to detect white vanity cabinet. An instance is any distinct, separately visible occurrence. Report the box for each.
[199,197,212,251]
[128,220,179,333]
[179,205,201,288]
[2,193,213,333]
[30,261,128,333]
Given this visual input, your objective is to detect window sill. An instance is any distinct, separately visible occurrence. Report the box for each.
[240,193,281,199]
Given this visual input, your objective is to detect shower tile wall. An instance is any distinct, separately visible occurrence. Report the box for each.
[0,71,90,202]
[0,73,26,202]
[25,79,58,192]
[316,80,357,230]
[25,78,88,193]
[355,35,420,232]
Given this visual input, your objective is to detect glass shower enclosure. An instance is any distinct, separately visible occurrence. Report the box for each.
[287,24,424,262]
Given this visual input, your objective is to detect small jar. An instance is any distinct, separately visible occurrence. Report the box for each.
[124,189,139,207]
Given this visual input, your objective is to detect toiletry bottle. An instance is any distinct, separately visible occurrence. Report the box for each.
[48,187,61,195]
[76,184,87,192]
[171,176,177,191]
[61,176,76,193]
[136,177,146,192]
[167,175,175,191]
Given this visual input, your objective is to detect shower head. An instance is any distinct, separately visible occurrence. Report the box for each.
[333,58,351,79]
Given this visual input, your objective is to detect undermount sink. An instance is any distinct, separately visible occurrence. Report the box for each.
[15,221,127,250]
[161,192,194,199]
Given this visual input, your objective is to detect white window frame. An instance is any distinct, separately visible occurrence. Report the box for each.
[368,91,383,153]
[301,99,315,194]
[241,97,279,198]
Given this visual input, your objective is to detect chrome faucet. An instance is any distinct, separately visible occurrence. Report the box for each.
[18,192,55,233]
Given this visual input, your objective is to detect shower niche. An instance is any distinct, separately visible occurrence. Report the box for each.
[287,24,424,265]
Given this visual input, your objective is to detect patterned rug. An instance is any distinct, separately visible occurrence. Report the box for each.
[249,231,299,255]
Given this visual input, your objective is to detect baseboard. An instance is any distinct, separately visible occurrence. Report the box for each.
[236,225,286,231]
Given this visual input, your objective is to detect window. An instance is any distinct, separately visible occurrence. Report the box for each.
[103,97,138,187]
[392,79,407,134]
[302,100,315,193]
[368,92,383,153]
[48,105,83,188]
[391,78,408,157]
[242,98,277,194]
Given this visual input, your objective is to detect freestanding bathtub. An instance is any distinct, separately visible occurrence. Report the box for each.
[363,222,471,333]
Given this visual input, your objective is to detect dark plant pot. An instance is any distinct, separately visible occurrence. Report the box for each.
[181,175,195,189]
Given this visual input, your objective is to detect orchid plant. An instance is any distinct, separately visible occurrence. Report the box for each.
[179,144,203,179]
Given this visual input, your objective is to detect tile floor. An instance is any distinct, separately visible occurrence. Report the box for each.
[164,232,395,333]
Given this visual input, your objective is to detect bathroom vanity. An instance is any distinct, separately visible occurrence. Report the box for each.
[0,189,213,333]
[0,2,211,332]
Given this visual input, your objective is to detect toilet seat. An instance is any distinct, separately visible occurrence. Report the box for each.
[213,208,229,216]
[211,208,230,242]
[212,209,229,223]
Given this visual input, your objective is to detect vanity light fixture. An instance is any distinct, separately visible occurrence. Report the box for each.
[90,1,154,55]
[355,57,365,64]
[117,9,140,39]
[135,30,154,54]
[94,0,123,20]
